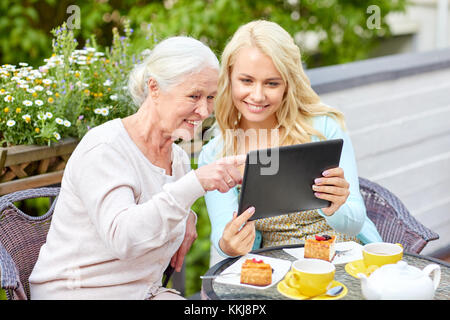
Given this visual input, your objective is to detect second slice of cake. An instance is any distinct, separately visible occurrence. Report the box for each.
[304,234,336,262]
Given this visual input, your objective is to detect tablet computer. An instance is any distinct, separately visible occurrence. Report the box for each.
[237,139,343,221]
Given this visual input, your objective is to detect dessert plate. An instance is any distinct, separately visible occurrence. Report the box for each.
[344,259,378,279]
[277,280,347,300]
[283,241,363,265]
[210,254,292,289]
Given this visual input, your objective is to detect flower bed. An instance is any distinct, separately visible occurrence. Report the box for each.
[0,21,156,194]
[0,20,151,147]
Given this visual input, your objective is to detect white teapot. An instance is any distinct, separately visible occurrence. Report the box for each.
[358,261,441,300]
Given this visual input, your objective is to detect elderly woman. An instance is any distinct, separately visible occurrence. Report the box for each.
[29,36,247,300]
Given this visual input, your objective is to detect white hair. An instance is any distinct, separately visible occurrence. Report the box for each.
[128,36,220,107]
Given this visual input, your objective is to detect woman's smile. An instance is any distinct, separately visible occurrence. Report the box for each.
[244,101,270,113]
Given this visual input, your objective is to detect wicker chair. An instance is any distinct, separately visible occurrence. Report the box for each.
[359,177,439,253]
[0,187,59,300]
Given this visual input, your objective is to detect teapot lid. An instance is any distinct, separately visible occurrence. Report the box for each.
[372,261,423,280]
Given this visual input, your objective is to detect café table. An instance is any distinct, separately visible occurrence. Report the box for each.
[201,244,450,300]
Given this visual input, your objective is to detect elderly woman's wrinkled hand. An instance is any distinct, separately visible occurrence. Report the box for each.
[195,154,246,193]
[170,210,198,272]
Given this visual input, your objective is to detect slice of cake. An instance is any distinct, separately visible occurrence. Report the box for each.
[304,234,336,262]
[240,258,272,286]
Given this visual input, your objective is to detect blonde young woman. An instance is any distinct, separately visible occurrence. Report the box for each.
[198,20,382,262]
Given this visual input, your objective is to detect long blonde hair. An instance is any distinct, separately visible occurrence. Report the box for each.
[214,20,346,156]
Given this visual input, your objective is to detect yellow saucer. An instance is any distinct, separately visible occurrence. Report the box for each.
[277,280,347,300]
[345,259,378,279]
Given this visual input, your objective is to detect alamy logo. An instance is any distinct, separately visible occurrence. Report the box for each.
[366,5,381,30]
[66,5,81,30]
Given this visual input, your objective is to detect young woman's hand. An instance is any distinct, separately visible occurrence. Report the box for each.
[219,206,256,257]
[313,167,350,216]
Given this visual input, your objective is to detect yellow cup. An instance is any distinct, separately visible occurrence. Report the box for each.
[283,259,335,297]
[362,242,403,269]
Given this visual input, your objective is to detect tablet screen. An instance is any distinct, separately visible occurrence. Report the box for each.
[237,139,343,220]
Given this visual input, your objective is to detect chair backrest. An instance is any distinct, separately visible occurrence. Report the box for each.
[0,187,60,300]
[358,177,439,254]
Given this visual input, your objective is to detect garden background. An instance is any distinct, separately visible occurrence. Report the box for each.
[0,0,408,298]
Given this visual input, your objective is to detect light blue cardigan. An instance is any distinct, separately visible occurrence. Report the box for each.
[198,115,382,258]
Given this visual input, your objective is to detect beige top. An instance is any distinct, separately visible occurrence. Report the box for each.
[29,119,205,299]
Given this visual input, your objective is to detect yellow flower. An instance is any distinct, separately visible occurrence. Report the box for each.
[83,89,90,96]
[15,107,21,113]
[75,71,80,78]
[32,92,38,98]
[55,92,60,98]
[3,107,9,113]
[48,97,54,103]
[0,88,6,94]
[35,127,40,133]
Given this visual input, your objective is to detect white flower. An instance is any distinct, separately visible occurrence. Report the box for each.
[42,79,52,85]
[18,62,28,67]
[94,52,105,57]
[103,79,112,86]
[55,117,64,125]
[37,113,47,120]
[46,90,53,95]
[22,114,31,123]
[100,108,109,116]
[63,120,71,127]
[4,95,14,102]
[109,94,118,101]
[26,88,36,94]
[6,120,16,127]
[39,66,49,74]
[74,49,88,55]
[34,85,44,91]
[45,112,53,119]
[53,132,61,140]
[35,100,43,106]
[22,100,33,106]
[94,108,102,114]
